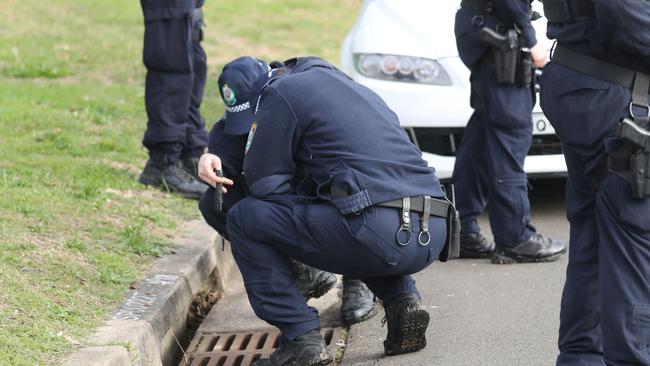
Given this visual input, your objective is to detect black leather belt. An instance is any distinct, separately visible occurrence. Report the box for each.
[552,44,637,89]
[377,196,449,218]
[378,196,451,247]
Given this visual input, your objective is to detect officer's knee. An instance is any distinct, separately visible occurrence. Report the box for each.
[199,189,229,238]
[198,189,213,222]
[226,198,254,240]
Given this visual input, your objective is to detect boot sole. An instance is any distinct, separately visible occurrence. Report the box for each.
[459,248,493,259]
[138,175,162,187]
[384,304,429,356]
[490,248,567,264]
[139,170,203,199]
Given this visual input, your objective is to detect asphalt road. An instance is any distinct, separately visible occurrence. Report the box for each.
[342,178,570,366]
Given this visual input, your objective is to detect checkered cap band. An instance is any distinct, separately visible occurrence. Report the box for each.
[226,101,250,113]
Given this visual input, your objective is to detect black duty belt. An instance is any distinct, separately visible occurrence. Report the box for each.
[552,45,637,89]
[377,196,450,246]
[377,196,449,218]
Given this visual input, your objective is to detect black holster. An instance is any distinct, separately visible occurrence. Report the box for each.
[607,71,650,198]
[609,118,650,198]
[480,27,533,87]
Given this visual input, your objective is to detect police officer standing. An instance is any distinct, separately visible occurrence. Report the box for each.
[453,0,566,263]
[204,57,455,365]
[138,0,208,198]
[197,56,377,326]
[539,1,650,364]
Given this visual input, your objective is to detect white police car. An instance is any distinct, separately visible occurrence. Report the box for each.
[340,0,566,180]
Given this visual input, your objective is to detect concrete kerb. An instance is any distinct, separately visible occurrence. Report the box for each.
[64,219,233,366]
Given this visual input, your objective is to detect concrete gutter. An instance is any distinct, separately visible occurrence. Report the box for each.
[64,219,233,366]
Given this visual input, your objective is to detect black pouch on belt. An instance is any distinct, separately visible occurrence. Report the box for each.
[438,202,461,262]
[517,47,533,88]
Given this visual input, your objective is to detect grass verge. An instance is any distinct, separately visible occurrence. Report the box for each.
[0,0,359,364]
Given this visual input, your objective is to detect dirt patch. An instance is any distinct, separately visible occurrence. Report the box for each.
[187,287,222,330]
[105,160,142,178]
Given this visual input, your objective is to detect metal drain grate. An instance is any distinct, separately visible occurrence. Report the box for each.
[180,328,341,366]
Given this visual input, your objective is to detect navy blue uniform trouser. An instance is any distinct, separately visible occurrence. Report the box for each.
[199,186,247,240]
[226,197,447,340]
[540,62,650,366]
[141,0,208,163]
[452,63,535,245]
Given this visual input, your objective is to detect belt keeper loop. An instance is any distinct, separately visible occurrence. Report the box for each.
[402,197,410,229]
[418,196,432,246]
[396,197,412,246]
[421,196,431,232]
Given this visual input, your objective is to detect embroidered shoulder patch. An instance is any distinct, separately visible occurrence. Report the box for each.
[245,122,257,155]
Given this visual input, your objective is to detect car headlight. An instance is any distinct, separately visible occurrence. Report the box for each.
[354,53,452,86]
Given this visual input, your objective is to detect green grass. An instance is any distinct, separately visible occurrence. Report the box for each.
[0,0,359,364]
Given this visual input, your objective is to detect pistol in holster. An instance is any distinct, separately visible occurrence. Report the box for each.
[479,27,533,87]
[608,118,650,198]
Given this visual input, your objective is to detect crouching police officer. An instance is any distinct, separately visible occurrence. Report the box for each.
[206,57,458,366]
[453,0,566,263]
[197,57,377,326]
[538,0,650,364]
[138,0,209,198]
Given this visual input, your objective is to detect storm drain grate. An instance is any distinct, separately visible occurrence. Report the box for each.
[180,328,342,366]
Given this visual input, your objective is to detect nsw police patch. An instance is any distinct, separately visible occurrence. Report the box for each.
[245,122,257,155]
[222,84,237,106]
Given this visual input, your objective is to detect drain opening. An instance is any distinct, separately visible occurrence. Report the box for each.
[181,328,342,366]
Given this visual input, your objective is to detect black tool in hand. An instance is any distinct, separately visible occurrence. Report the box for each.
[214,169,223,212]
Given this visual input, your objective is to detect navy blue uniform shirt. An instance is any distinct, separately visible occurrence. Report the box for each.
[547,0,650,73]
[243,58,444,214]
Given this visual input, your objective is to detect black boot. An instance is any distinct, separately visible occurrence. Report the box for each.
[382,292,430,356]
[459,231,495,258]
[289,259,337,300]
[252,329,333,366]
[341,278,376,325]
[491,232,567,264]
[139,159,207,199]
[181,156,202,181]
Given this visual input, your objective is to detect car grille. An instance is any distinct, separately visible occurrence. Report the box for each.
[529,134,563,155]
[407,128,463,156]
[406,127,563,156]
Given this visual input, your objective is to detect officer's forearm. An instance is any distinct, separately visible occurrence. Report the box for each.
[492,0,537,47]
